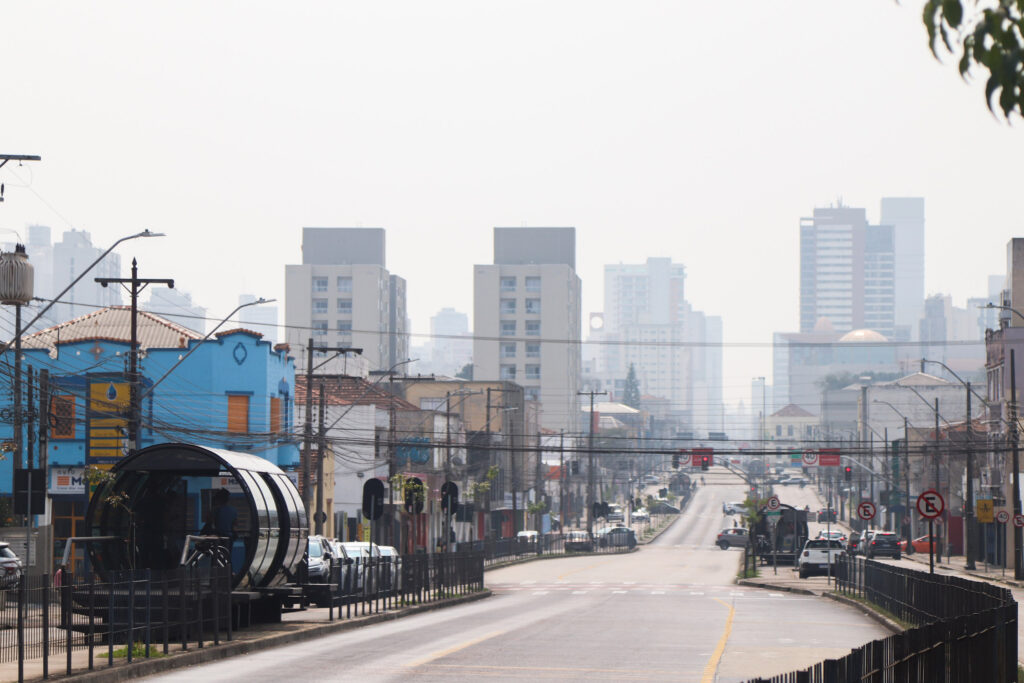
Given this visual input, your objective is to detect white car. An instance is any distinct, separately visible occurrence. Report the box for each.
[723,501,746,515]
[798,538,845,578]
[630,508,650,522]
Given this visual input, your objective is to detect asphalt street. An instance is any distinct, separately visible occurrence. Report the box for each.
[146,468,890,682]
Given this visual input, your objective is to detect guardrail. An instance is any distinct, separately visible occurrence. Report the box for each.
[745,556,1018,682]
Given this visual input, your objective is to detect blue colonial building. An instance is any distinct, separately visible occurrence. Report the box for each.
[4,305,298,563]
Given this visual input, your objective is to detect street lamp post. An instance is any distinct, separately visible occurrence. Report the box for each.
[873,400,915,552]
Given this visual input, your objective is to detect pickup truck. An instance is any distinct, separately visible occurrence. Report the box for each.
[797,538,845,578]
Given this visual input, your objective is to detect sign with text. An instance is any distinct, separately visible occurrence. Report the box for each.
[996,510,1010,524]
[818,449,841,467]
[802,451,818,467]
[976,499,994,524]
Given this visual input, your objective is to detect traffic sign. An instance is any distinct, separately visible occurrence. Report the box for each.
[802,451,818,467]
[857,500,877,521]
[818,449,841,467]
[976,499,994,524]
[996,510,1010,524]
[916,489,945,519]
[766,495,781,511]
[1014,514,1024,529]
[361,478,385,521]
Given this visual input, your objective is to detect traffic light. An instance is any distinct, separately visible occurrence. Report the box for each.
[672,453,680,468]
[701,455,709,471]
[844,465,852,482]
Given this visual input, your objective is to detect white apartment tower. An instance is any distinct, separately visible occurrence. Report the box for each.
[285,228,408,370]
[473,228,581,434]
[880,198,925,342]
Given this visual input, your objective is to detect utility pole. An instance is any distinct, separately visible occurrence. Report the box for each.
[299,342,362,525]
[315,381,327,535]
[1012,351,1022,579]
[578,390,607,536]
[904,416,912,553]
[966,382,977,570]
[96,259,174,454]
[559,430,566,531]
[935,397,942,564]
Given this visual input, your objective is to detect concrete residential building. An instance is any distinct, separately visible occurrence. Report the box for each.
[799,204,896,339]
[285,228,408,372]
[239,293,279,344]
[146,287,207,335]
[473,228,581,434]
[880,197,925,342]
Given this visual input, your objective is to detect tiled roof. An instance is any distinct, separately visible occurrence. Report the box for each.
[772,404,816,418]
[22,306,202,353]
[295,374,418,410]
[214,328,264,339]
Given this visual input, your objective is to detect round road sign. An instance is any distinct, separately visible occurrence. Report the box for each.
[857,500,877,521]
[916,489,945,519]
[996,510,1010,524]
[766,495,781,511]
[1014,514,1024,529]
[801,451,818,467]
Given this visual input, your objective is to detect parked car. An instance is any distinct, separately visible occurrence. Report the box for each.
[722,501,746,515]
[338,542,383,595]
[306,535,335,583]
[607,506,625,523]
[782,476,808,487]
[597,526,636,549]
[798,538,845,578]
[716,527,749,549]
[516,530,540,549]
[649,501,681,514]
[377,545,402,594]
[643,475,660,485]
[0,544,22,589]
[565,530,593,552]
[903,534,941,555]
[864,531,901,560]
[630,508,650,522]
[816,508,837,523]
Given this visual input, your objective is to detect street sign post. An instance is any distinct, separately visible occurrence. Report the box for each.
[857,501,877,521]
[802,451,818,467]
[766,495,780,511]
[917,490,945,575]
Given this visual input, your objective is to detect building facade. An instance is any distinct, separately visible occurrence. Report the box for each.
[473,228,581,434]
[285,228,408,372]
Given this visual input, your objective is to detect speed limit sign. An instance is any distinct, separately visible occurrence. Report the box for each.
[997,510,1010,524]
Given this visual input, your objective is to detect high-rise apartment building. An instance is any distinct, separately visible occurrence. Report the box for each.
[11,226,122,332]
[799,205,896,338]
[146,288,207,334]
[881,197,925,341]
[595,257,722,433]
[473,228,581,433]
[285,228,408,370]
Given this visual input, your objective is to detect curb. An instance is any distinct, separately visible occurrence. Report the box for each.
[736,579,815,596]
[38,590,492,682]
[821,591,903,634]
[637,514,680,545]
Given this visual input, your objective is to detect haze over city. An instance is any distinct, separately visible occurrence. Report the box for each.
[3,1,1023,410]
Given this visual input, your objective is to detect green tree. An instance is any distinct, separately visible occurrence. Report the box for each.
[622,364,641,408]
[925,1,1024,119]
[455,363,473,380]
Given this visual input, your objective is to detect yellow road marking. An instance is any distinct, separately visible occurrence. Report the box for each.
[407,630,505,668]
[701,597,735,683]
[555,558,616,580]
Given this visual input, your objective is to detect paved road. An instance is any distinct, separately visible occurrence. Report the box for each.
[147,468,890,682]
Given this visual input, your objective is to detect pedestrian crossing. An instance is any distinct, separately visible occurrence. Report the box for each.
[487,581,791,598]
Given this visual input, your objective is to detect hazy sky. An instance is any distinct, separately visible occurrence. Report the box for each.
[3,2,1022,406]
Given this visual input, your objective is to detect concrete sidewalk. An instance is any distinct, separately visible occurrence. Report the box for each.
[0,590,491,683]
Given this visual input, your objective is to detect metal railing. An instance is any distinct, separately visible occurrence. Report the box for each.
[746,556,1018,682]
[0,565,232,682]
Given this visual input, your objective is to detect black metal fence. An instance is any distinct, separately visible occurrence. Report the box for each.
[313,551,485,619]
[0,565,233,682]
[467,523,662,567]
[746,556,1018,682]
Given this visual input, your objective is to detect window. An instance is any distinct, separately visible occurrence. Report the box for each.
[525,298,541,314]
[500,276,516,292]
[526,276,541,292]
[500,321,516,336]
[312,320,328,336]
[787,425,794,437]
[420,397,446,411]
[525,364,541,380]
[313,277,327,292]
[526,321,540,336]
[500,299,516,315]
[524,387,540,402]
[500,365,516,380]
[501,342,516,358]
[337,299,352,315]
[526,342,540,358]
[270,397,283,435]
[775,425,782,437]
[228,395,250,434]
[337,276,352,293]
[312,298,328,314]
[337,320,352,332]
[51,395,76,439]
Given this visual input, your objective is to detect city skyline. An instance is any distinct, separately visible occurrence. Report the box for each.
[2,2,1019,408]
